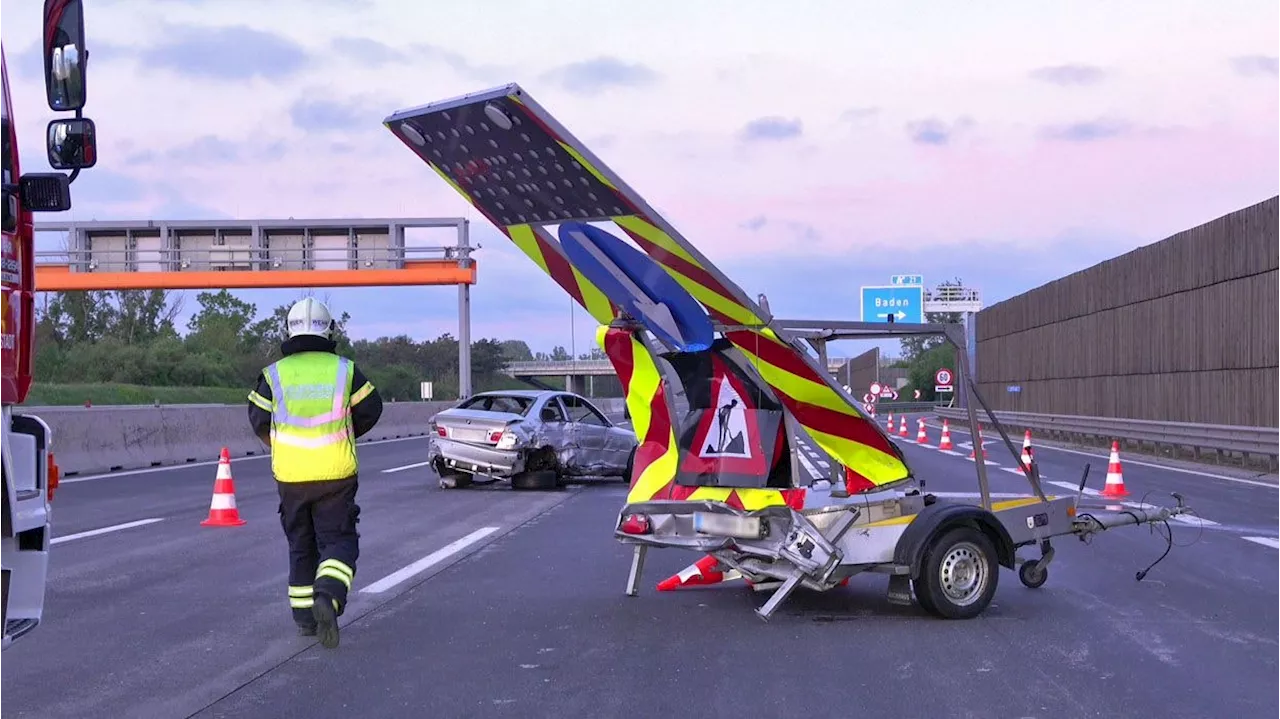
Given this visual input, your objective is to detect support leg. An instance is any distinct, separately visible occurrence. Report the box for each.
[625,545,648,597]
[755,573,804,621]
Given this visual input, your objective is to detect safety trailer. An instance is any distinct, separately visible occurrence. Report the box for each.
[380,83,1194,622]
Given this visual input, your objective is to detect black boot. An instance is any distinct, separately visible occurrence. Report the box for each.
[311,594,340,649]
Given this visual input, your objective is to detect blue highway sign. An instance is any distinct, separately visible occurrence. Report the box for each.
[890,274,923,286]
[861,285,924,324]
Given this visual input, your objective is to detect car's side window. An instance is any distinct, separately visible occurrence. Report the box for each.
[561,395,607,426]
[540,399,567,422]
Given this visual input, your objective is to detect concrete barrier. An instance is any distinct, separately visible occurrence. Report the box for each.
[24,396,628,476]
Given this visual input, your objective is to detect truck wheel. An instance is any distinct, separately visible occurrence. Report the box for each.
[916,526,999,620]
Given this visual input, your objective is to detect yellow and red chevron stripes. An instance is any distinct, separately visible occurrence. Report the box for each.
[505,225,616,324]
[598,325,679,504]
[613,216,909,490]
[599,325,804,511]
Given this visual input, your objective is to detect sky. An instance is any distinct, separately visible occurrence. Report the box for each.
[2,0,1277,361]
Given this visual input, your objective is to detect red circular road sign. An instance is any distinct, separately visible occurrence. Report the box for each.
[869,382,883,395]
[935,368,953,386]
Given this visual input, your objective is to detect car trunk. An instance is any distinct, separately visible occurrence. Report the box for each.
[434,409,523,444]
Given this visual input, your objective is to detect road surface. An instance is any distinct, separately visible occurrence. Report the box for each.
[2,415,1276,718]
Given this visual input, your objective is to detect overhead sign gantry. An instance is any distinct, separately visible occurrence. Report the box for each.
[32,216,479,396]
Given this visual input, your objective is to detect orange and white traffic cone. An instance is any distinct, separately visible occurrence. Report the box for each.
[1101,441,1129,497]
[201,448,247,527]
[939,420,953,450]
[657,555,742,591]
[898,416,909,437]
[1020,430,1034,466]
[916,418,928,444]
[886,413,894,432]
[969,427,988,459]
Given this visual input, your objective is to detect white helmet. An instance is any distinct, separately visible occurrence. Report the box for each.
[286,297,335,340]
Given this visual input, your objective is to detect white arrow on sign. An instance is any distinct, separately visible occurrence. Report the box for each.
[877,311,908,321]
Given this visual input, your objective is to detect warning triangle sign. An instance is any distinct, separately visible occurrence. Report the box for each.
[680,355,767,476]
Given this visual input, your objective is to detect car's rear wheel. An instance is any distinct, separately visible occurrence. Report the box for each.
[512,448,560,490]
[622,447,635,483]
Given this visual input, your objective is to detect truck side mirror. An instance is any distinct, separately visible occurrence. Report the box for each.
[47,118,97,170]
[43,0,88,112]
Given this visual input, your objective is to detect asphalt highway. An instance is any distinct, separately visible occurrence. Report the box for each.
[2,414,1276,719]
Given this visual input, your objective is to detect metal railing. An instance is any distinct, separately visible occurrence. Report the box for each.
[34,245,466,273]
[934,407,1279,461]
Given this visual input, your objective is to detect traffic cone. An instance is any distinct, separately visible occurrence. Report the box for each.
[886,413,894,432]
[939,420,953,450]
[916,418,928,444]
[969,427,988,459]
[898,416,909,437]
[1020,430,1033,466]
[201,448,247,527]
[1101,441,1129,497]
[657,555,741,591]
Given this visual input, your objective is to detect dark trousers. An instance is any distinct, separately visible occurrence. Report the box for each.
[277,476,360,627]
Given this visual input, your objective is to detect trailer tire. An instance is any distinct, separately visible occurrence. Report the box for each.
[1018,561,1048,589]
[916,526,999,620]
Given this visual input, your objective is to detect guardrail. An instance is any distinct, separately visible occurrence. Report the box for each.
[934,407,1279,467]
[25,397,629,477]
[870,401,950,414]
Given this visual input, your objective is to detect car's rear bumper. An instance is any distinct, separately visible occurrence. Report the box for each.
[430,438,524,477]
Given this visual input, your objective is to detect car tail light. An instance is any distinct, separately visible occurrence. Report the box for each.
[619,514,651,535]
[488,430,503,442]
[47,452,60,503]
[436,426,447,437]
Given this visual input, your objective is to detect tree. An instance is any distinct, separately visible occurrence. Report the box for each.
[899,277,967,362]
[499,339,533,363]
[549,345,571,361]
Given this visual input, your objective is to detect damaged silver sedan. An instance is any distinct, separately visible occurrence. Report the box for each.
[427,390,638,490]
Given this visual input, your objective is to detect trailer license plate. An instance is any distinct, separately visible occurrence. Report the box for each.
[693,512,762,539]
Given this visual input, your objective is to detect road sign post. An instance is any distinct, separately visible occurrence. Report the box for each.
[860,285,925,324]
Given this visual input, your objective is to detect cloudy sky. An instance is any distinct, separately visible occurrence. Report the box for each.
[3,0,1277,359]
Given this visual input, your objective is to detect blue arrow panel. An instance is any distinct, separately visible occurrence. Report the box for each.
[860,285,924,324]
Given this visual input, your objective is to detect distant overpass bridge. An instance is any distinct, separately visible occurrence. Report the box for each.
[502,357,851,377]
[502,358,853,393]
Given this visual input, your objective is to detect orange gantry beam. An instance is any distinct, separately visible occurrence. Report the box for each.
[34,260,477,291]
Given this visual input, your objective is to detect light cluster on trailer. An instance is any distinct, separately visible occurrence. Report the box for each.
[392,96,628,226]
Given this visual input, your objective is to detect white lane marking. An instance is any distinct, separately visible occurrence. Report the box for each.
[1243,537,1280,549]
[1001,467,1032,477]
[52,518,165,545]
[1048,479,1099,496]
[938,450,962,456]
[361,526,500,594]
[926,422,1278,489]
[382,460,434,474]
[59,435,428,484]
[796,452,823,482]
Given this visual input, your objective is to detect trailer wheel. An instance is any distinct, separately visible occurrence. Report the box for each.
[916,526,999,619]
[1018,561,1048,589]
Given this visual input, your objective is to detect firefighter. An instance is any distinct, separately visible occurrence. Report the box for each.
[246,297,384,648]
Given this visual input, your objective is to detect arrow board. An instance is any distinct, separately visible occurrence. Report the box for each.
[558,222,714,353]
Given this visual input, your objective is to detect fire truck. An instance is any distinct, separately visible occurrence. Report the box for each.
[2,0,97,649]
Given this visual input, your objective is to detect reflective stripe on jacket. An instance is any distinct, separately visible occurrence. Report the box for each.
[262,352,359,483]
